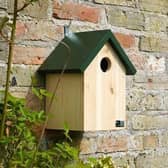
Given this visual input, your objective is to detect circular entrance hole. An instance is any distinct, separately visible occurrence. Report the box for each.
[100,57,111,72]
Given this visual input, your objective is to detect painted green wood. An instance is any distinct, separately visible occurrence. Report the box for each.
[39,29,136,75]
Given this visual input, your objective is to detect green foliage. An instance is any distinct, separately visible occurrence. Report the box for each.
[0,92,45,167]
[64,123,72,142]
[0,92,77,167]
[0,90,123,168]
[86,157,115,168]
[32,87,52,100]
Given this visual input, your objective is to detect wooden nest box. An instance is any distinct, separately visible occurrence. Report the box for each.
[39,29,136,131]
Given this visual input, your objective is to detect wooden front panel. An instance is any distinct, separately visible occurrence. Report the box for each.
[46,74,83,130]
[84,43,126,131]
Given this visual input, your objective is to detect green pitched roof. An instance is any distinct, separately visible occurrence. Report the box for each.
[39,29,136,75]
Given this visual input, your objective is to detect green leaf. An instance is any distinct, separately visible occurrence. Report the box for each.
[32,87,52,101]
[64,123,72,142]
[32,87,42,100]
[37,110,45,120]
[39,88,52,98]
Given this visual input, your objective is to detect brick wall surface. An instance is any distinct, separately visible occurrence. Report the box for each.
[0,0,168,167]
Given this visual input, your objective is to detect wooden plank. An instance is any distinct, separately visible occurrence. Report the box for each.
[46,74,84,130]
[84,56,98,130]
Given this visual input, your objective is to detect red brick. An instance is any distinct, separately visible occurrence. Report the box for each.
[53,1,101,23]
[16,21,64,41]
[143,135,158,149]
[13,46,50,65]
[16,21,27,37]
[114,33,135,48]
[129,54,147,70]
[79,138,96,154]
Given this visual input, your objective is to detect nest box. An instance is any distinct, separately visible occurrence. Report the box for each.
[39,29,136,131]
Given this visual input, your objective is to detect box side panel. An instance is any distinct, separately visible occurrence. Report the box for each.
[46,74,84,130]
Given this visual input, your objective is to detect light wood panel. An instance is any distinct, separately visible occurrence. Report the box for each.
[84,42,126,131]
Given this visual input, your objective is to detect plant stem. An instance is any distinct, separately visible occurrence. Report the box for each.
[0,0,18,138]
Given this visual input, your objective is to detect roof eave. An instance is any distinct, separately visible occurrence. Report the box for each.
[38,69,82,74]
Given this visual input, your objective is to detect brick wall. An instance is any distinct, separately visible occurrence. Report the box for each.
[0,0,168,167]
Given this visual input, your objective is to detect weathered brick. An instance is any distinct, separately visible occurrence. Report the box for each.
[10,87,29,98]
[0,0,6,9]
[139,0,168,14]
[97,135,128,152]
[134,72,168,90]
[163,94,168,111]
[94,0,136,7]
[126,76,134,89]
[107,8,144,30]
[132,115,168,130]
[126,88,146,111]
[127,88,168,111]
[114,33,135,48]
[0,16,9,41]
[147,81,168,90]
[159,132,168,147]
[143,135,158,149]
[69,25,97,33]
[129,54,147,70]
[113,155,135,168]
[145,14,168,33]
[146,56,166,73]
[53,1,102,23]
[0,41,7,62]
[140,36,168,52]
[8,0,49,19]
[80,138,97,154]
[0,64,6,87]
[145,93,164,110]
[128,135,143,151]
[15,21,27,38]
[13,46,50,65]
[136,153,168,168]
[11,65,39,87]
[135,71,167,83]
[16,21,64,41]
